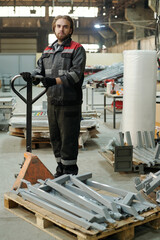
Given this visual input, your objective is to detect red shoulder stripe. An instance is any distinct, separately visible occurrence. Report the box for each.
[64,41,82,50]
[44,46,52,51]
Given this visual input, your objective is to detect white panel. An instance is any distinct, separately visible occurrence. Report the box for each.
[121,50,157,146]
[86,53,123,66]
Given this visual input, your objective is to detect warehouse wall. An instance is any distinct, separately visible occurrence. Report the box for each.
[0,39,37,53]
[108,36,155,53]
[140,36,155,50]
[0,36,155,55]
[86,53,123,66]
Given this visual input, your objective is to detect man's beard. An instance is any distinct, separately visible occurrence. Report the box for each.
[55,32,70,42]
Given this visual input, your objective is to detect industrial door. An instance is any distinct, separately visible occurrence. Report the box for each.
[0,54,36,85]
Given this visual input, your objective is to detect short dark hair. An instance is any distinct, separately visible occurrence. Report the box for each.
[52,15,74,35]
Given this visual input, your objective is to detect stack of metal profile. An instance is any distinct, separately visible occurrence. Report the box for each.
[2,73,12,92]
[135,170,160,204]
[15,173,156,231]
[119,131,160,168]
[0,97,16,130]
[83,62,123,88]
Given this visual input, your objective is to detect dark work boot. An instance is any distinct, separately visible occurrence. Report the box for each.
[54,162,63,178]
[63,164,78,175]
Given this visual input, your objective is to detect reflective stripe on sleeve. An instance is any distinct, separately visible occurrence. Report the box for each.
[45,69,52,75]
[68,71,79,83]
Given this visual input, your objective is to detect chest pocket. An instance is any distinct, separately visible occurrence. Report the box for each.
[42,53,53,71]
[61,52,72,58]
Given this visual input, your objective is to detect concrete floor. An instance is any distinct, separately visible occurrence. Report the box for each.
[0,86,160,240]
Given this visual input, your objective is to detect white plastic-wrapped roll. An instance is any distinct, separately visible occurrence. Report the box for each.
[122,50,157,146]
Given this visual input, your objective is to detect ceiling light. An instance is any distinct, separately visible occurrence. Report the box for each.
[94,24,101,28]
[94,24,106,28]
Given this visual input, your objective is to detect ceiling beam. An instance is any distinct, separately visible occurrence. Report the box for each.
[0,0,102,7]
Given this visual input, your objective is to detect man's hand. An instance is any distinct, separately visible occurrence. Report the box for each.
[20,72,32,82]
[20,73,57,87]
[20,72,40,85]
[41,77,57,88]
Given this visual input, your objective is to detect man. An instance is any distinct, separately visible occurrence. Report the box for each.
[20,15,86,177]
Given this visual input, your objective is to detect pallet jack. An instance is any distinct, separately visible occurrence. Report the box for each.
[11,75,54,190]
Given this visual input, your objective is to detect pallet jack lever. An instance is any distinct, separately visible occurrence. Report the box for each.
[11,74,47,153]
[11,75,54,190]
[19,85,27,92]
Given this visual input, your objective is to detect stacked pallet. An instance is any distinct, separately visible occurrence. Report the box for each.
[9,111,99,148]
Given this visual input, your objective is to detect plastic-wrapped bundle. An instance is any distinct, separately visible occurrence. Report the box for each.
[121,50,157,146]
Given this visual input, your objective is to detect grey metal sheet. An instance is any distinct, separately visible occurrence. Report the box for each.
[83,62,123,87]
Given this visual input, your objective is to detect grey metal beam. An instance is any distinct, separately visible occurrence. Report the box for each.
[149,131,156,148]
[86,179,156,208]
[19,189,107,231]
[72,172,92,182]
[144,175,160,195]
[133,149,156,165]
[154,143,160,160]
[45,178,115,223]
[86,179,129,197]
[70,176,122,220]
[122,192,134,205]
[117,202,144,220]
[135,173,158,191]
[137,131,144,148]
[125,131,132,146]
[143,131,151,148]
[133,150,152,167]
[64,176,150,221]
[136,148,154,158]
[21,180,105,223]
[119,132,124,146]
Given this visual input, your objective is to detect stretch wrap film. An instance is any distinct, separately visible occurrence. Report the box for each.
[122,50,157,146]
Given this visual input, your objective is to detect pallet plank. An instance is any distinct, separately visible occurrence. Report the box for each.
[4,192,99,239]
[148,217,160,230]
[116,227,134,240]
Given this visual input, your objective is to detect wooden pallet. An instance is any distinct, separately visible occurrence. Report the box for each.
[99,150,143,167]
[9,126,98,149]
[4,191,160,240]
[32,141,51,149]
[99,150,160,174]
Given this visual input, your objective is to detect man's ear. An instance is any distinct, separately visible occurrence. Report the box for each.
[69,29,72,35]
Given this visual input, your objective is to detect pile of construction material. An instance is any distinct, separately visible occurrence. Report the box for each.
[83,62,123,88]
[0,97,16,131]
[9,106,100,148]
[135,170,160,204]
[15,172,156,231]
[100,130,160,173]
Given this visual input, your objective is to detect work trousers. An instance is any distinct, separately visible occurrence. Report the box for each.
[47,103,81,170]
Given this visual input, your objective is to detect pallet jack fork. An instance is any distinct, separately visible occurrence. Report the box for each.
[11,75,54,190]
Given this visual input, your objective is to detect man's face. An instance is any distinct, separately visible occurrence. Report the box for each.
[54,18,72,43]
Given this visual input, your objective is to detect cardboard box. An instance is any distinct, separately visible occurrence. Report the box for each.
[156,104,160,123]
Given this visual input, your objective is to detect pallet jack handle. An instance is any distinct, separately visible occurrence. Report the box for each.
[11,75,47,153]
